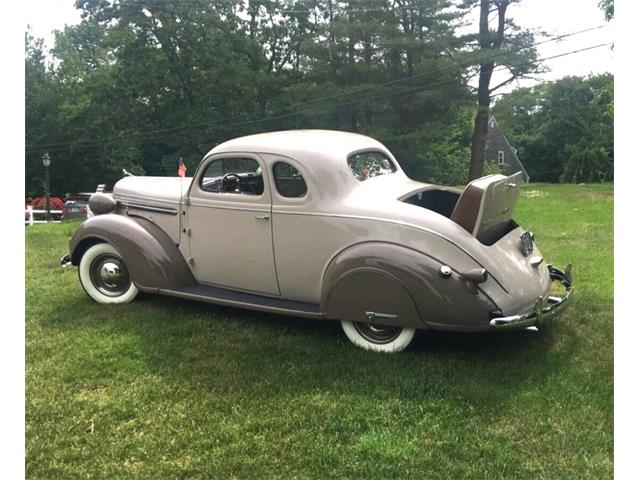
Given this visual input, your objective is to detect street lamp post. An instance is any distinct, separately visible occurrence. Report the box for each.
[42,152,51,221]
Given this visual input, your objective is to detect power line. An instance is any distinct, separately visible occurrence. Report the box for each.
[26,39,611,153]
[117,0,420,15]
[26,24,606,150]
[271,25,607,109]
[29,41,613,153]
[217,41,613,130]
[26,24,607,151]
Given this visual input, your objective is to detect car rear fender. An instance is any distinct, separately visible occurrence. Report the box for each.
[321,242,498,330]
[69,214,195,291]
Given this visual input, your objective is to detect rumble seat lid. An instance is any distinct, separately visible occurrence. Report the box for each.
[451,171,523,244]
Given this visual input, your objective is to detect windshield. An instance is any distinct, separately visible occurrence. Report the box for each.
[348,151,397,181]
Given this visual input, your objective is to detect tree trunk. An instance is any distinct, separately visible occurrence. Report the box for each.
[469,60,494,181]
[469,105,489,181]
[468,0,508,182]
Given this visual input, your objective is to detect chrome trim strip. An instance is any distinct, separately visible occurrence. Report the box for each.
[365,311,399,320]
[489,263,573,330]
[120,201,179,215]
[158,288,325,319]
[188,200,270,213]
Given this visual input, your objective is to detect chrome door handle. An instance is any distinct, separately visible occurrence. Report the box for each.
[255,214,270,220]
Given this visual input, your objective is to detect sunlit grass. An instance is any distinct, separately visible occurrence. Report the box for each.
[26,183,613,479]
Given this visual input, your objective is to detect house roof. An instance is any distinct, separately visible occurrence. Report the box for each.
[487,116,530,181]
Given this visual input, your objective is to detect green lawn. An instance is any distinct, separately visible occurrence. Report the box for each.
[26,183,613,479]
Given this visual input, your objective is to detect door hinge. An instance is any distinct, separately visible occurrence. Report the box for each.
[187,256,194,265]
[182,228,191,236]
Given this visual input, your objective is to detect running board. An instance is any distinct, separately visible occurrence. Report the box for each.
[159,284,324,318]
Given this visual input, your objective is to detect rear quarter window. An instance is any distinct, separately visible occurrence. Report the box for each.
[272,161,307,198]
[348,151,397,181]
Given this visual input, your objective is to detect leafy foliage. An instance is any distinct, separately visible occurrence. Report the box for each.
[599,0,614,21]
[492,74,613,183]
[26,0,476,195]
[25,1,612,192]
[461,0,541,181]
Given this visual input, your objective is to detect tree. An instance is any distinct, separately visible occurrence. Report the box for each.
[492,74,614,182]
[27,1,560,194]
[599,0,614,21]
[25,30,64,196]
[461,0,540,181]
[561,144,611,183]
[281,0,471,177]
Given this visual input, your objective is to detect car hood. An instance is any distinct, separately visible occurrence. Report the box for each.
[113,176,192,206]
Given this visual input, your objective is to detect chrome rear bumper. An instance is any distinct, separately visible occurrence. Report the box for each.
[60,253,72,268]
[489,264,573,330]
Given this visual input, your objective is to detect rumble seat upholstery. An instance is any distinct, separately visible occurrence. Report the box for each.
[450,175,492,235]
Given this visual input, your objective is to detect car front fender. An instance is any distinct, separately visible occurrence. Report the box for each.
[69,214,195,291]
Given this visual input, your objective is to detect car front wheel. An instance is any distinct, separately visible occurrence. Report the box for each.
[78,243,139,304]
[340,320,415,352]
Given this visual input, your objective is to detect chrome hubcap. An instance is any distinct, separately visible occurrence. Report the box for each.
[353,322,402,344]
[90,254,131,296]
[100,262,123,285]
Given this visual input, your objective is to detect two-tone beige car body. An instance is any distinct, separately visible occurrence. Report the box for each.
[63,130,573,352]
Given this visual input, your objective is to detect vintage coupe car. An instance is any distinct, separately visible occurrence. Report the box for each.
[62,130,573,352]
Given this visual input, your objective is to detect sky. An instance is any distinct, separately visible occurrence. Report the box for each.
[466,0,615,91]
[25,0,614,92]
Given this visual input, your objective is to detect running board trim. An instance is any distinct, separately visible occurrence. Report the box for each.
[159,284,324,318]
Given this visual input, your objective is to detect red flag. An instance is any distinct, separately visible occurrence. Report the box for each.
[178,158,187,177]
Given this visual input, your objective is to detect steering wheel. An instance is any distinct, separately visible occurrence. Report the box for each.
[222,173,241,192]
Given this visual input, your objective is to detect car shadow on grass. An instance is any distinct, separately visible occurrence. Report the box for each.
[42,288,578,415]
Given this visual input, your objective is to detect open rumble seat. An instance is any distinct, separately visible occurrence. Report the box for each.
[450,171,524,245]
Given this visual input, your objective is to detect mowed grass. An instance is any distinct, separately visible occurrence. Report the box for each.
[26,183,613,479]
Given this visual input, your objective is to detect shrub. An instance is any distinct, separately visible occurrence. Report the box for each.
[560,144,613,183]
[29,196,65,220]
[32,196,64,211]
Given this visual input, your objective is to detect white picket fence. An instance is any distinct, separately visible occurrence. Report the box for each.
[25,206,63,226]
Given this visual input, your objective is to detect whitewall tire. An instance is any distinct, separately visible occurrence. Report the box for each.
[78,243,139,304]
[340,320,415,353]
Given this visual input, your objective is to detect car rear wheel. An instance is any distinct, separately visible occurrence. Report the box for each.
[78,243,139,304]
[340,320,415,352]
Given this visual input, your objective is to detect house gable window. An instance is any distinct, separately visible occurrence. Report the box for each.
[498,150,505,165]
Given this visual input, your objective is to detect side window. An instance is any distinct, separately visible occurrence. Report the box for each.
[347,151,397,181]
[272,161,308,198]
[200,157,264,196]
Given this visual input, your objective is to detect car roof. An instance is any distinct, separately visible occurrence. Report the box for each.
[205,129,395,169]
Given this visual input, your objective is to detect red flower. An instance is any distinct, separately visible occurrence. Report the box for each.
[32,196,64,211]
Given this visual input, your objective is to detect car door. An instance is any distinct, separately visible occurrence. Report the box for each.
[264,154,326,303]
[186,154,279,296]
